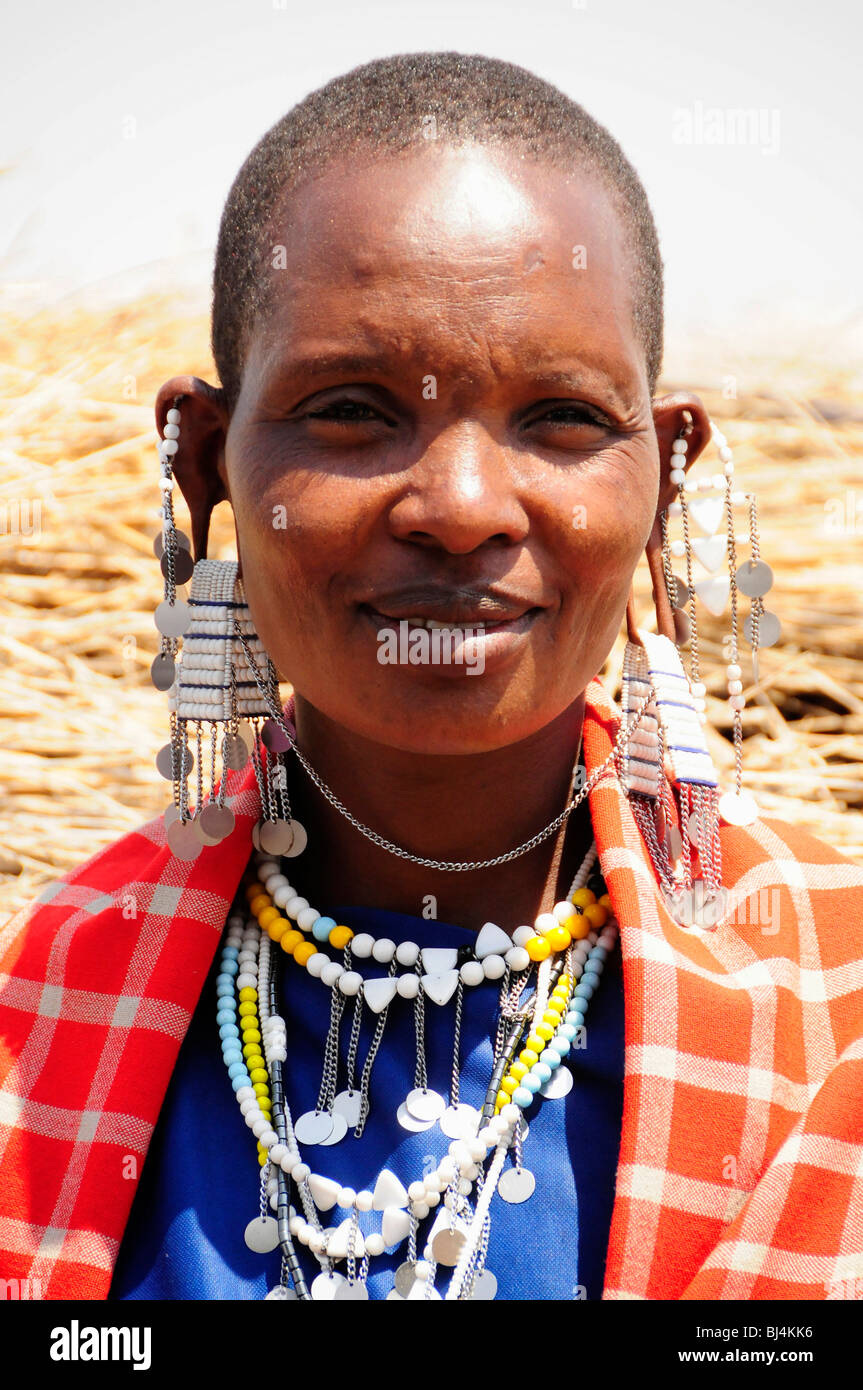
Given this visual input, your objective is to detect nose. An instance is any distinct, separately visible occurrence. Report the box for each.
[387,422,529,553]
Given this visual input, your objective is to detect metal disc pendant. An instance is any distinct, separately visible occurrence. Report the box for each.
[332,1089,362,1127]
[163,803,182,830]
[192,814,222,846]
[244,1215,279,1253]
[261,719,293,752]
[155,597,191,638]
[439,1103,480,1140]
[156,742,193,780]
[311,1271,346,1301]
[405,1087,446,1123]
[432,1226,466,1266]
[719,789,759,826]
[686,811,702,845]
[670,576,690,609]
[153,529,191,559]
[259,818,298,856]
[294,1110,334,1145]
[744,610,781,648]
[265,1285,297,1301]
[317,1112,348,1147]
[237,720,256,751]
[150,653,176,691]
[198,802,235,840]
[385,1288,405,1301]
[166,819,202,861]
[467,1269,498,1300]
[222,733,250,771]
[335,1280,369,1301]
[251,821,262,852]
[498,1167,536,1204]
[540,1066,573,1100]
[160,546,195,585]
[736,560,774,598]
[397,1102,435,1133]
[393,1261,417,1298]
[281,819,308,858]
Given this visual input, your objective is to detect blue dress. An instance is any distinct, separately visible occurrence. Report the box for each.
[109,902,624,1301]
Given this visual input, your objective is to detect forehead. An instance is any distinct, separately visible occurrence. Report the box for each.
[252,143,643,391]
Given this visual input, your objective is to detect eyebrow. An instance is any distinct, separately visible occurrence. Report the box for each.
[263,347,639,412]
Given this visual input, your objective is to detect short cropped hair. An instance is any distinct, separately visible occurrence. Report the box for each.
[211,51,663,409]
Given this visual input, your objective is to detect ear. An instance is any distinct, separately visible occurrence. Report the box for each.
[651,390,712,518]
[156,376,230,562]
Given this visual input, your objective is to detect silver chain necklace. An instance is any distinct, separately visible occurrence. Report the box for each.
[233,622,651,873]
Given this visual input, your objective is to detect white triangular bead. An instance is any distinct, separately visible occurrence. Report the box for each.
[693,574,730,617]
[326,1217,365,1261]
[420,948,458,973]
[373,1168,409,1211]
[381,1206,412,1247]
[421,970,459,1006]
[691,536,726,573]
[307,1174,341,1212]
[688,496,725,537]
[362,976,398,1014]
[474,922,512,959]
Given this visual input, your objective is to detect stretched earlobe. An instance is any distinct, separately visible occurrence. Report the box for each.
[155,376,230,561]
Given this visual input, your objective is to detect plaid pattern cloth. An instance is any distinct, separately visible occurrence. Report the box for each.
[1,677,862,1300]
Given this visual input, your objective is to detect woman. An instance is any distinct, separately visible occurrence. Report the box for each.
[2,52,862,1303]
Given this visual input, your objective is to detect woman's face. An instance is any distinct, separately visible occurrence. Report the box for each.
[221,144,664,755]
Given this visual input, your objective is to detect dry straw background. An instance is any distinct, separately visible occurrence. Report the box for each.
[1,292,862,924]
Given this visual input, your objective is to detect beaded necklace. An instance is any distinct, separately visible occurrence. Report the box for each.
[217,841,618,1300]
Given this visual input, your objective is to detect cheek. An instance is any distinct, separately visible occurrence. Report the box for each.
[552,447,658,593]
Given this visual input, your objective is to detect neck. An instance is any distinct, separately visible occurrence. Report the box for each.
[274,691,592,935]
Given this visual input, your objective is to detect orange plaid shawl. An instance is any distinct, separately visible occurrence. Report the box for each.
[1,677,862,1300]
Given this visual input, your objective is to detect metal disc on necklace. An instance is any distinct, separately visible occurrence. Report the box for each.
[670,576,690,610]
[193,814,222,847]
[431,1225,466,1266]
[385,1287,405,1301]
[150,653,176,691]
[397,1102,435,1133]
[686,811,702,846]
[498,1167,536,1204]
[439,1102,480,1140]
[259,818,298,856]
[251,821,262,852]
[154,597,191,638]
[332,1089,362,1128]
[294,1110,334,1145]
[467,1269,498,1300]
[334,1279,369,1301]
[311,1271,346,1301]
[735,560,774,598]
[153,529,191,559]
[265,1285,297,1301]
[222,733,250,771]
[261,718,293,753]
[744,609,781,648]
[405,1087,446,1123]
[166,819,203,861]
[673,608,691,646]
[718,789,759,826]
[198,802,235,840]
[317,1111,348,1146]
[237,720,256,751]
[393,1261,417,1298]
[163,803,182,830]
[160,545,195,585]
[156,742,193,780]
[540,1066,573,1100]
[244,1215,279,1253]
[281,819,308,859]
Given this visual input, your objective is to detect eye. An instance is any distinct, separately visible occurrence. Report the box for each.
[305,398,389,423]
[525,401,615,430]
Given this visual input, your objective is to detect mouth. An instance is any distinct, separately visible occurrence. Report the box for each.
[358,604,541,632]
[358,604,544,675]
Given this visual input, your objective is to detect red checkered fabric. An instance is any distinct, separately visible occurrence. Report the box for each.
[1,678,862,1299]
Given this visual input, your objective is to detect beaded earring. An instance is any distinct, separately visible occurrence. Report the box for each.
[621,414,780,925]
[151,397,308,862]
